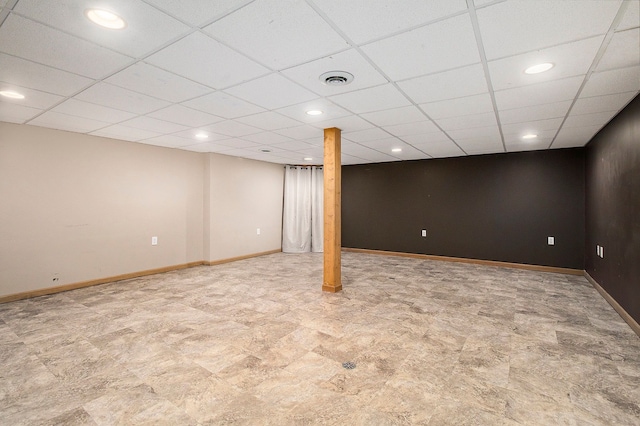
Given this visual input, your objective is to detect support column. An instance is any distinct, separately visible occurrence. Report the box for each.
[323,127,342,293]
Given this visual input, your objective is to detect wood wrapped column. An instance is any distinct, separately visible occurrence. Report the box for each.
[323,127,342,292]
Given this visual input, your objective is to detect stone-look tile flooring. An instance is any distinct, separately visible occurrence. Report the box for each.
[1,252,639,425]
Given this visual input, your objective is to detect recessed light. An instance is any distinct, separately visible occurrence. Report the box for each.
[522,134,538,140]
[391,148,402,153]
[195,132,208,140]
[524,63,554,74]
[85,9,126,29]
[0,90,25,99]
[303,157,313,161]
[306,110,323,116]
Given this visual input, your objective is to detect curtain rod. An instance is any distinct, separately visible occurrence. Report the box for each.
[285,164,323,168]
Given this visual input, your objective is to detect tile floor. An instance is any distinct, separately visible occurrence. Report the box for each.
[1,252,639,425]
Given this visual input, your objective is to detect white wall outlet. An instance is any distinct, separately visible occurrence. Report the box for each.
[257,228,261,235]
[151,236,158,245]
[547,236,555,245]
[421,229,427,237]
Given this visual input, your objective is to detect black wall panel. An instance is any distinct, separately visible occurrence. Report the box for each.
[585,94,640,324]
[342,148,585,269]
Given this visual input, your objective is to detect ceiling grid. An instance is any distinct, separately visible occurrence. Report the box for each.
[0,0,638,164]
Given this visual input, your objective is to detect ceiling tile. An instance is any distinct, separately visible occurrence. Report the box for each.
[434,112,497,131]
[362,13,480,81]
[343,127,390,142]
[503,130,556,146]
[271,140,316,151]
[553,125,602,148]
[29,111,110,133]
[339,143,397,162]
[106,63,212,103]
[0,83,64,109]
[562,111,617,129]
[494,76,584,110]
[172,129,231,142]
[146,32,268,89]
[455,137,504,155]
[447,125,501,141]
[398,64,488,104]
[596,28,640,72]
[308,114,374,133]
[505,139,551,152]
[275,98,351,123]
[203,0,348,70]
[409,139,465,158]
[51,99,136,123]
[341,154,368,165]
[571,91,637,115]
[140,134,195,148]
[329,84,411,114]
[281,49,387,96]
[361,106,426,127]
[581,66,640,97]
[75,83,171,114]
[0,53,93,96]
[499,101,572,125]
[119,116,188,134]
[0,103,42,123]
[402,131,452,146]
[313,0,468,44]
[235,111,302,131]
[180,142,235,153]
[274,125,322,140]
[14,0,190,57]
[501,118,563,134]
[202,120,262,137]
[242,131,295,144]
[147,105,224,127]
[91,124,161,142]
[488,36,603,91]
[144,0,253,26]
[419,93,494,119]
[224,74,318,109]
[477,0,621,60]
[383,120,440,136]
[0,15,132,79]
[617,1,640,31]
[182,91,265,119]
[362,138,426,160]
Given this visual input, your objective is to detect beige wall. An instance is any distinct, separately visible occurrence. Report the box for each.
[0,123,284,298]
[205,153,284,262]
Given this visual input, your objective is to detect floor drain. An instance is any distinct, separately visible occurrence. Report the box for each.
[342,361,356,369]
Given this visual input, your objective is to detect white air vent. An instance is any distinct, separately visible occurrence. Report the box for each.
[319,71,354,86]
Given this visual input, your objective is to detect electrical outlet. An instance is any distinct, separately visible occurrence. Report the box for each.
[421,229,427,237]
[547,236,554,245]
[151,236,158,245]
[257,228,261,235]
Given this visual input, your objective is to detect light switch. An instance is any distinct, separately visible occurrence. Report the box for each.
[547,236,554,245]
[151,236,158,245]
[421,229,427,237]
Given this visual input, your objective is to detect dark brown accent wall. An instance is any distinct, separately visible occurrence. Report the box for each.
[585,94,640,324]
[342,148,585,269]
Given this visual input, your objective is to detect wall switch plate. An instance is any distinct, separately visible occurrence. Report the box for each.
[597,245,600,255]
[421,229,427,237]
[600,246,604,258]
[257,228,261,235]
[151,236,158,245]
[548,236,555,245]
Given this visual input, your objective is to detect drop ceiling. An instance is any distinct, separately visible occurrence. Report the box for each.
[0,0,638,165]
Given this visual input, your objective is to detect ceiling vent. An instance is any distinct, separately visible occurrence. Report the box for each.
[319,71,354,86]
